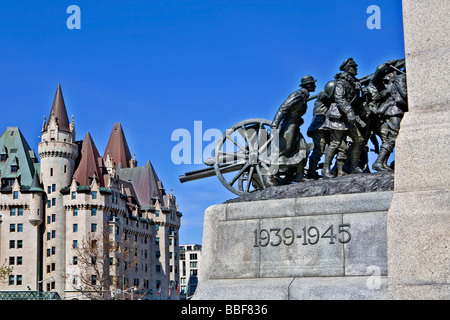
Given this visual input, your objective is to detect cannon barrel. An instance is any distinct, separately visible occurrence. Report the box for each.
[179,162,245,183]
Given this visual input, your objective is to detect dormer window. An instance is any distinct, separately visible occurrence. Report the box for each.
[0,147,7,161]
[10,157,19,173]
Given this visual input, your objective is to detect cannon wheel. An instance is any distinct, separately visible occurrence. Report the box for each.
[213,119,276,196]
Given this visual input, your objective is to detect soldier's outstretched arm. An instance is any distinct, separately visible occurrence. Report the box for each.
[272,90,305,127]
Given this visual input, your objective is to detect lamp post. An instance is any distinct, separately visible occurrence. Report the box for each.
[37,276,55,300]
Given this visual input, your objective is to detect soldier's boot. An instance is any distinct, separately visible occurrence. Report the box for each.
[382,156,392,171]
[336,159,347,177]
[349,145,364,174]
[372,147,392,172]
[322,150,336,179]
[295,161,306,182]
[306,160,319,180]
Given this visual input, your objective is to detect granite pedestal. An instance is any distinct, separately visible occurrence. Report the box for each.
[194,189,392,300]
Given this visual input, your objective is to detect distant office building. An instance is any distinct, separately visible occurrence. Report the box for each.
[0,84,181,300]
[179,244,201,299]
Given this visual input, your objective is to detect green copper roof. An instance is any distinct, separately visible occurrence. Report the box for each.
[0,127,39,188]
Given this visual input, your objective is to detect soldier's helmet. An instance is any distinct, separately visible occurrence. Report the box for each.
[300,75,317,87]
[339,58,358,71]
[324,80,336,98]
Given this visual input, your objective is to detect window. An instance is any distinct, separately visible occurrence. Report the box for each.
[17,240,22,248]
[73,256,78,265]
[73,240,78,248]
[91,223,97,232]
[10,224,15,232]
[17,224,23,232]
[156,265,161,273]
[47,232,51,240]
[10,208,16,216]
[48,200,51,208]
[51,230,56,239]
[17,257,22,265]
[52,198,56,206]
[52,184,56,192]
[9,240,15,249]
[73,224,78,232]
[91,208,97,216]
[190,262,198,268]
[13,191,18,199]
[190,253,198,260]
[9,257,14,265]
[92,191,97,199]
[72,191,76,200]
[11,165,18,173]
[18,208,23,216]
[9,275,14,286]
[47,249,51,257]
[50,168,53,176]
[156,251,160,258]
[73,208,78,216]
[48,186,51,194]
[51,247,55,255]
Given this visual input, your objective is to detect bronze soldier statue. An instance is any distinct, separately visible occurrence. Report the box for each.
[321,58,366,178]
[272,75,317,182]
[361,59,401,170]
[372,69,407,171]
[306,81,348,179]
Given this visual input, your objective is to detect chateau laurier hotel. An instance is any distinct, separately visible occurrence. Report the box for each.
[0,84,182,300]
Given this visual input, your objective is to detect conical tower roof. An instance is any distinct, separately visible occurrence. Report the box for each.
[48,83,70,131]
[73,132,105,186]
[103,123,132,169]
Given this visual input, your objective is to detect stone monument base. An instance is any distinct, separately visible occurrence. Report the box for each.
[194,174,393,300]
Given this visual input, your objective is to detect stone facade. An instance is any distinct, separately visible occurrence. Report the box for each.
[0,85,182,300]
[386,0,450,299]
[179,244,201,299]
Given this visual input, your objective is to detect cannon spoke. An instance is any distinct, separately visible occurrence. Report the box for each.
[240,125,255,153]
[225,134,246,153]
[255,165,266,190]
[246,166,255,193]
[229,162,250,186]
[258,135,274,154]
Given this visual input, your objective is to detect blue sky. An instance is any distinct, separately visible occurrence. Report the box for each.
[0,1,405,245]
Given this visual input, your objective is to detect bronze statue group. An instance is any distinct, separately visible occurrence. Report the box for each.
[271,57,407,183]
